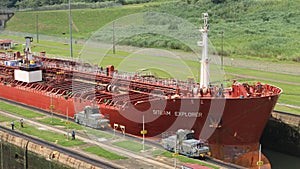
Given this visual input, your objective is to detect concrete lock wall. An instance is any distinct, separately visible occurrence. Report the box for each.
[261,112,300,157]
[0,131,102,169]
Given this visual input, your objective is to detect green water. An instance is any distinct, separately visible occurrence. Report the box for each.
[263,149,300,169]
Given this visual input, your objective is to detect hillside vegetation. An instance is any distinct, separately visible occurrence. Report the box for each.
[0,0,157,9]
[142,0,300,62]
[6,6,144,39]
[4,0,300,62]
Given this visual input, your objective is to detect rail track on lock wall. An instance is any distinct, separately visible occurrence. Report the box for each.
[1,97,298,169]
[273,110,300,118]
[0,125,118,169]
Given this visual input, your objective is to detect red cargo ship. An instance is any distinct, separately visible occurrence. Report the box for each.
[0,14,281,168]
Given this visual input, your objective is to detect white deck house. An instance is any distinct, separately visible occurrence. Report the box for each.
[0,39,12,50]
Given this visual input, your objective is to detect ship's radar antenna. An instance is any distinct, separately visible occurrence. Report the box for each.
[202,13,209,31]
[24,36,33,53]
[199,13,210,89]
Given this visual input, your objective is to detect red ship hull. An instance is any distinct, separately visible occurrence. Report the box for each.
[0,80,280,167]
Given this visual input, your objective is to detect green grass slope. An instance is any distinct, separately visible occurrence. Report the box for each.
[6,5,144,39]
[143,0,300,61]
[5,0,300,61]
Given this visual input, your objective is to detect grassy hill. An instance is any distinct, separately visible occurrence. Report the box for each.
[6,5,144,39]
[4,0,300,62]
[142,0,300,62]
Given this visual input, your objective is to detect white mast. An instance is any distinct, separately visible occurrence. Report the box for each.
[199,13,210,89]
[24,36,33,62]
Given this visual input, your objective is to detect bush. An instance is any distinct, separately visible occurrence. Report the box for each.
[17,1,118,11]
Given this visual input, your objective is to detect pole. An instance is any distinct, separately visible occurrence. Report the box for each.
[50,94,53,123]
[0,140,3,169]
[221,30,224,70]
[67,107,69,140]
[258,144,261,169]
[112,21,115,54]
[174,134,177,168]
[142,115,145,151]
[68,0,73,58]
[113,126,115,138]
[36,14,39,43]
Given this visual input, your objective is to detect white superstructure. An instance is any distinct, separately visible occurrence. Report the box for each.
[199,13,210,89]
[14,69,42,83]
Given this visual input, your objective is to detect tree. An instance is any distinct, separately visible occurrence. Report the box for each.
[0,0,16,8]
[211,0,226,4]
[16,0,42,9]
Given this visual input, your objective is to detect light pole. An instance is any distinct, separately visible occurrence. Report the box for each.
[50,94,53,123]
[174,133,177,168]
[68,0,73,58]
[112,21,115,54]
[142,114,145,151]
[66,107,69,140]
[0,139,3,169]
[221,30,224,70]
[36,14,39,43]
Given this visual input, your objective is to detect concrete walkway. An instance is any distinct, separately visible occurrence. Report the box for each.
[276,103,300,110]
[226,73,300,86]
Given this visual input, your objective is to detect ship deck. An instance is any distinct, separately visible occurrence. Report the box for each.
[0,53,282,109]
